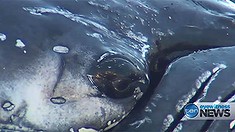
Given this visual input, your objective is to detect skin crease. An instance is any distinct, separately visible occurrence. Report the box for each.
[0,0,235,131]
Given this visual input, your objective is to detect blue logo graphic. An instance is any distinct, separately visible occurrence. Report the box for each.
[184,103,199,118]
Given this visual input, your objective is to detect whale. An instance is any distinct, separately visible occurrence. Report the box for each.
[0,0,235,131]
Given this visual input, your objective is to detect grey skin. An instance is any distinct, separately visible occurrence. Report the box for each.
[0,0,235,131]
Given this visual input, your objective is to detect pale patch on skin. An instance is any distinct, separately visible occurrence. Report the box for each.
[52,68,99,101]
[0,51,136,131]
[0,51,60,122]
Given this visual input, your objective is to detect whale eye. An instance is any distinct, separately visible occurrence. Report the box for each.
[89,55,149,98]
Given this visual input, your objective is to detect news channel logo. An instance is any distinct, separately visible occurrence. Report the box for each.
[184,102,235,120]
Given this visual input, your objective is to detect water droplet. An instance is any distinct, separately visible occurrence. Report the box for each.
[53,46,69,54]
[15,39,25,48]
[167,29,174,35]
[164,7,169,10]
[195,79,201,89]
[145,106,152,113]
[50,97,66,104]
[0,33,6,41]
[2,101,15,111]
[122,111,126,115]
[134,87,141,94]
[151,102,156,107]
[162,114,174,131]
[107,121,111,126]
[151,28,156,34]
[69,128,75,132]
[139,18,145,25]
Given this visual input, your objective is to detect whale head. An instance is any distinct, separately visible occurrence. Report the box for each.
[0,1,150,131]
